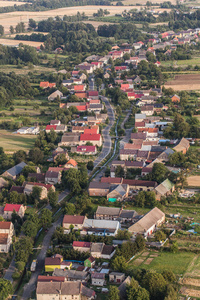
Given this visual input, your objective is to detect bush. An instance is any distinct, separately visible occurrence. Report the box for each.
[12,271,21,280]
[16,261,25,272]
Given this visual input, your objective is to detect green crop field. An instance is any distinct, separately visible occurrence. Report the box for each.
[129,251,196,275]
[0,130,37,152]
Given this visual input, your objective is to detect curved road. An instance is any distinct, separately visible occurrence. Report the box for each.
[93,96,115,168]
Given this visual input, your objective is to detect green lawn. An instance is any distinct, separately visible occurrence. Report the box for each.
[0,130,37,152]
[129,251,196,275]
[162,57,200,67]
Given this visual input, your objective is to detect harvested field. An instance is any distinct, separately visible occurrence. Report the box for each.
[141,252,149,256]
[165,74,200,91]
[144,258,154,265]
[187,176,200,187]
[0,5,136,33]
[182,278,200,287]
[0,1,26,6]
[180,286,200,298]
[0,38,43,47]
[133,258,144,266]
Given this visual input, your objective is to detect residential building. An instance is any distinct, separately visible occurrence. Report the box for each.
[45,170,62,184]
[63,215,87,233]
[128,207,165,237]
[75,145,97,155]
[80,134,102,147]
[173,137,190,154]
[155,179,175,200]
[91,273,105,286]
[84,256,95,268]
[171,94,180,103]
[2,162,27,180]
[109,272,125,283]
[45,254,72,272]
[82,219,120,236]
[95,206,122,220]
[48,90,63,101]
[107,184,129,202]
[3,204,26,220]
[88,182,110,197]
[53,269,89,282]
[23,182,54,199]
[122,179,157,191]
[118,276,131,299]
[0,221,14,253]
[36,281,95,300]
[64,159,78,169]
[72,241,91,253]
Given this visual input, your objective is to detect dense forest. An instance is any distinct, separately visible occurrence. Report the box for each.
[0,44,38,64]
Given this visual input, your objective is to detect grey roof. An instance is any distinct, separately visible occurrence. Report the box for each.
[164,148,174,155]
[108,184,128,197]
[96,206,121,216]
[61,135,80,143]
[91,273,105,279]
[91,243,104,254]
[4,162,27,177]
[135,113,146,120]
[83,219,119,230]
[110,272,125,276]
[120,209,138,219]
[128,207,165,234]
[89,182,110,189]
[53,269,88,280]
[61,282,80,295]
[118,276,131,297]
[36,282,61,295]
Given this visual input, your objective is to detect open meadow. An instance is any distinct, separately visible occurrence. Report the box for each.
[0,130,37,152]
[0,0,26,6]
[0,38,43,47]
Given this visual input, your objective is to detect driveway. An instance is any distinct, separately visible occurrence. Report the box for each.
[93,96,115,169]
[21,216,62,300]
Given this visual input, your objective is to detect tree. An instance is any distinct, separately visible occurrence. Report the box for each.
[22,165,37,178]
[29,18,37,29]
[16,174,25,186]
[0,279,13,300]
[111,256,128,273]
[64,203,75,215]
[116,229,132,240]
[162,270,176,283]
[22,220,38,238]
[10,25,14,34]
[32,186,42,202]
[155,230,166,242]
[48,189,58,208]
[152,163,168,183]
[108,286,120,300]
[29,147,44,164]
[55,153,67,166]
[40,208,52,229]
[0,25,4,36]
[142,272,166,300]
[16,261,25,272]
[13,150,27,164]
[127,278,149,300]
[135,234,146,251]
[15,237,33,263]
[115,165,124,177]
[87,161,94,171]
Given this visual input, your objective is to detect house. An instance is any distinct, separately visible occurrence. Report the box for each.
[119,149,138,160]
[48,90,63,101]
[100,244,116,259]
[90,243,104,258]
[0,221,14,253]
[50,120,61,126]
[107,184,129,202]
[53,269,89,282]
[64,159,78,169]
[38,275,65,283]
[128,207,165,237]
[82,219,120,236]
[52,147,69,162]
[109,272,125,284]
[3,204,26,220]
[88,182,110,197]
[118,276,131,299]
[155,179,175,200]
[91,273,105,286]
[40,81,56,89]
[135,113,146,122]
[173,137,190,154]
[23,182,53,199]
[63,215,87,233]
[122,179,157,191]
[84,256,95,268]
[45,254,72,272]
[76,145,97,155]
[80,134,102,147]
[141,105,154,116]
[157,148,174,162]
[2,162,27,180]
[45,170,62,184]
[72,241,91,253]
[36,281,95,300]
[95,206,122,220]
[141,167,153,176]
[59,133,80,147]
[171,94,180,103]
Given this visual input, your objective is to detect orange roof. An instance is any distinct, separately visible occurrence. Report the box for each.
[67,159,77,167]
[49,83,56,88]
[148,128,158,133]
[40,81,49,88]
[74,85,85,91]
[84,128,98,134]
[75,92,87,98]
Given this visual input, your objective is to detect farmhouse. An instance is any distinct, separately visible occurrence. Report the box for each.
[2,162,27,180]
[107,184,129,202]
[88,182,110,197]
[109,272,125,284]
[128,207,165,237]
[80,134,102,147]
[45,254,72,272]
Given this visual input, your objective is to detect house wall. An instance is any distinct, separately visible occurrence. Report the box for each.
[63,223,84,231]
[45,265,60,272]
[37,293,60,300]
[88,188,109,197]
[3,206,25,220]
[0,238,11,253]
[109,274,125,283]
[92,278,105,286]
[73,246,90,253]
[101,250,116,260]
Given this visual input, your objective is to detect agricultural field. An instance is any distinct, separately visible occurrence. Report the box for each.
[165,74,200,91]
[0,38,43,47]
[128,250,196,275]
[187,176,200,187]
[0,64,56,75]
[0,130,37,152]
[0,0,26,6]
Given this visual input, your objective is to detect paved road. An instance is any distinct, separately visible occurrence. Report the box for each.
[93,96,115,169]
[21,216,62,300]
[4,255,16,282]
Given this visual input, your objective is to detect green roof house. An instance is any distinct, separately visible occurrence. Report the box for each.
[84,256,95,268]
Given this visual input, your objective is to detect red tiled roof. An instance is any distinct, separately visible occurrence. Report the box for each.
[75,93,87,99]
[74,85,85,91]
[25,182,54,191]
[84,128,98,135]
[45,257,61,266]
[77,146,96,153]
[40,81,49,88]
[80,134,101,141]
[122,179,157,187]
[101,177,122,184]
[49,83,56,88]
[38,275,65,282]
[87,91,98,96]
[63,215,85,225]
[0,222,11,229]
[73,241,91,248]
[67,159,77,167]
[4,204,22,212]
[48,167,64,172]
[76,105,87,111]
[46,125,57,131]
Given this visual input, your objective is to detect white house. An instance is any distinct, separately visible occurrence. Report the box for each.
[82,219,120,236]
